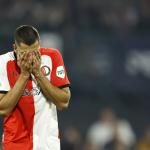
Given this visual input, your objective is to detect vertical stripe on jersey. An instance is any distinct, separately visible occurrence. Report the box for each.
[32,55,60,150]
[0,54,11,91]
[4,60,35,150]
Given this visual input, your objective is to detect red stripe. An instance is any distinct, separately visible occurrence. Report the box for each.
[3,60,35,150]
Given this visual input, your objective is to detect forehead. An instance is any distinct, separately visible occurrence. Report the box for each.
[16,40,40,52]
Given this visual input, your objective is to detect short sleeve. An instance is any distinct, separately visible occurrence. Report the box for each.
[0,59,10,93]
[50,50,70,88]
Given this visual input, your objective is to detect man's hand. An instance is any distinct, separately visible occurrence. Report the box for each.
[17,52,32,77]
[31,51,42,78]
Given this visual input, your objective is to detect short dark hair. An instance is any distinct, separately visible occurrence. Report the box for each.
[14,25,40,46]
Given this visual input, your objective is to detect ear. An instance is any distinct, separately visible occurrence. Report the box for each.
[13,44,16,50]
[13,44,18,54]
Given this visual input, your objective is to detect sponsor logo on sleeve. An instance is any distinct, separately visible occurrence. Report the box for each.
[56,66,65,79]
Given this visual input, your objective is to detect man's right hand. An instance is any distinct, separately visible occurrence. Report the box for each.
[17,52,32,77]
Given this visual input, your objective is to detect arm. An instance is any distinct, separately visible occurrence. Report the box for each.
[0,74,29,116]
[32,50,71,110]
[0,52,32,116]
[35,72,70,110]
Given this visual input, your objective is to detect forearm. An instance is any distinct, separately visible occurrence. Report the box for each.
[35,73,70,110]
[0,74,29,115]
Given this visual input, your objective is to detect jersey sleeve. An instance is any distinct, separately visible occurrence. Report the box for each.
[0,58,10,93]
[50,50,70,88]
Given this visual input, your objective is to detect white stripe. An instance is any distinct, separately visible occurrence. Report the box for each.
[32,55,60,150]
[0,52,14,91]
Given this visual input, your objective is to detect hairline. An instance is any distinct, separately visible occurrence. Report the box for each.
[14,25,40,46]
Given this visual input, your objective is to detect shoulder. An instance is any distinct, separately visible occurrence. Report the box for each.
[40,48,63,62]
[40,47,62,56]
[0,51,15,64]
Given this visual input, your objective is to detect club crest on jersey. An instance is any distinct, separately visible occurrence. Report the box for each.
[56,66,65,78]
[41,65,51,76]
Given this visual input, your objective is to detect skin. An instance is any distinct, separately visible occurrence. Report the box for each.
[0,40,71,116]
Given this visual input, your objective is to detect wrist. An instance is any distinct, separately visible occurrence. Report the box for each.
[34,70,44,79]
[20,72,30,79]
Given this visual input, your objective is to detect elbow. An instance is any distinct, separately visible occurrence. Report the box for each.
[57,88,71,110]
[59,102,69,110]
[57,98,70,111]
[0,109,11,117]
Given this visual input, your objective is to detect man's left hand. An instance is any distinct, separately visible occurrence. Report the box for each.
[32,51,42,77]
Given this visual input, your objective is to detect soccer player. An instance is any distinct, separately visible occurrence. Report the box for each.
[0,25,71,150]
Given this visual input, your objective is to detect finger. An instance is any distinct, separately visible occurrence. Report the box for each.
[37,50,41,58]
[32,57,40,69]
[24,52,33,66]
[33,56,38,65]
[19,53,26,64]
[36,51,41,62]
[17,53,23,61]
[34,51,41,61]
[17,60,21,67]
[20,52,26,59]
[24,52,30,60]
[20,53,31,67]
[28,52,33,65]
[28,52,32,59]
[35,57,41,65]
[33,54,40,64]
[17,53,21,60]
[22,60,31,70]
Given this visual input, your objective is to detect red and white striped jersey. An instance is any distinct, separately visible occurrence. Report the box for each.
[0,48,70,150]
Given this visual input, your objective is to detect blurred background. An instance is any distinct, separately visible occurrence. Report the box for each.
[0,0,150,149]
